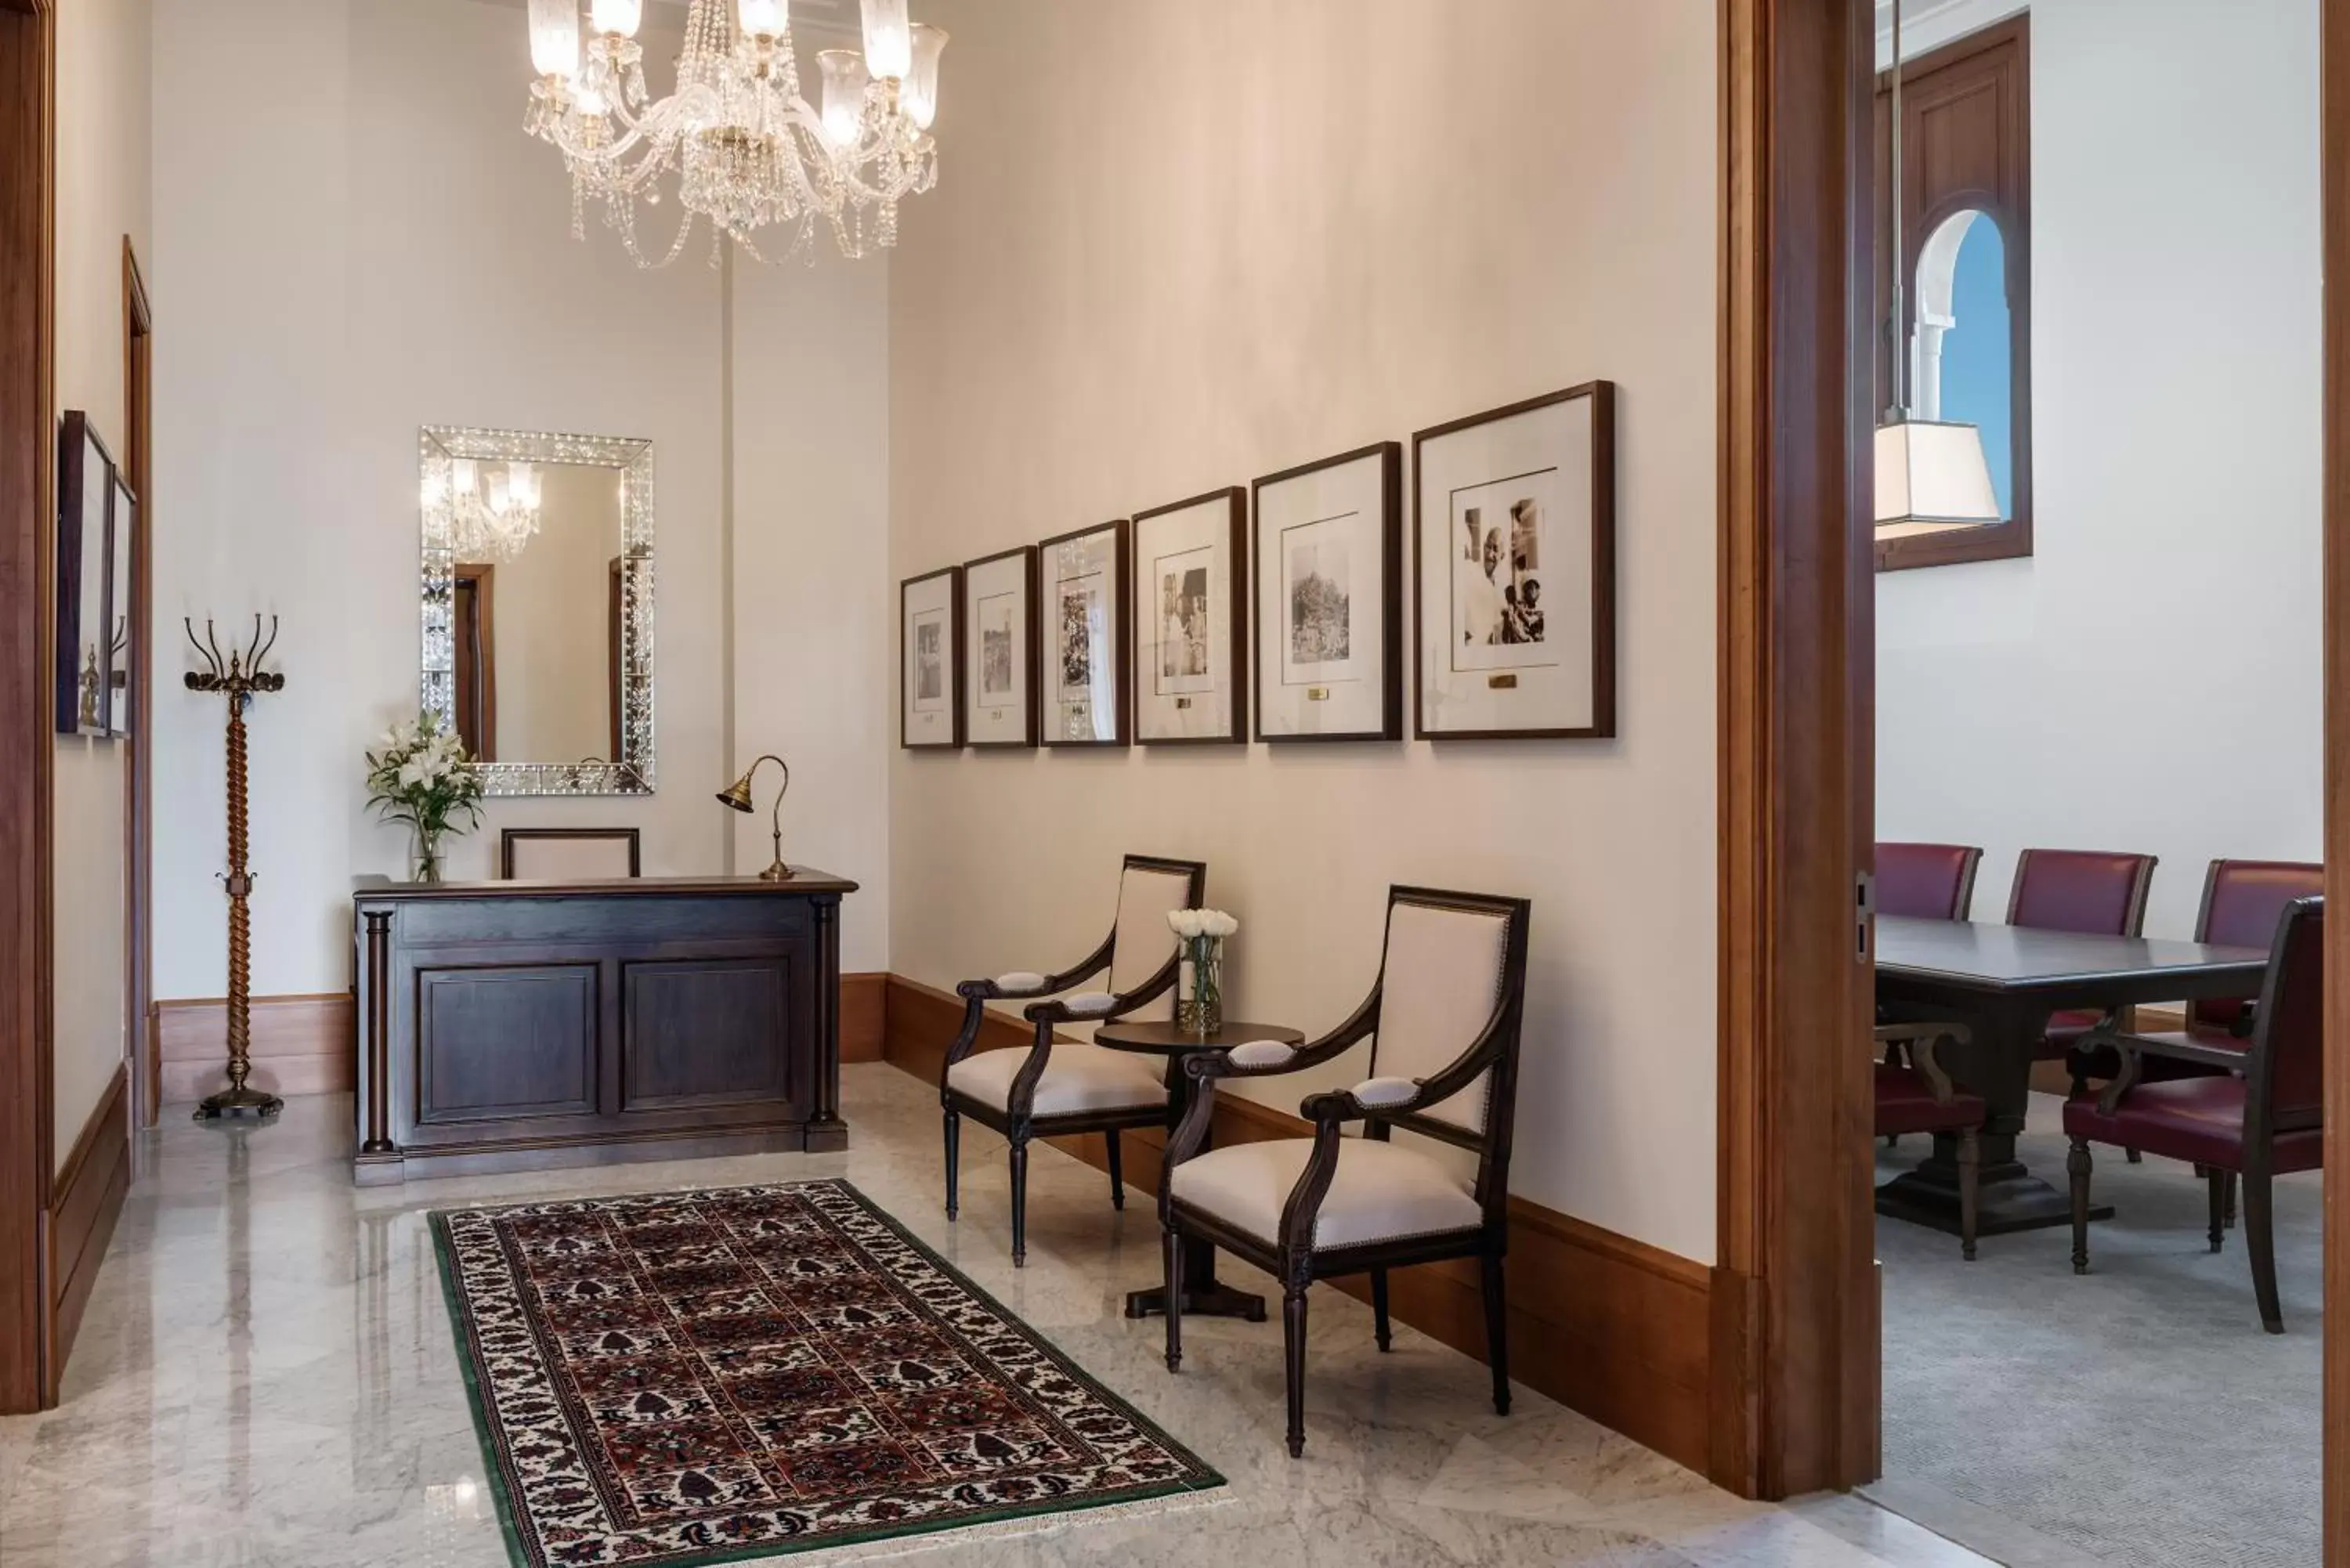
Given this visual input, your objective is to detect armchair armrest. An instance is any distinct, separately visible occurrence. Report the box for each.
[2092,1025,2251,1115]
[955,929,1116,1006]
[1873,1021,1970,1104]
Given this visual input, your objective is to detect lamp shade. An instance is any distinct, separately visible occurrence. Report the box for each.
[528,0,580,77]
[860,0,912,80]
[903,23,946,129]
[819,49,871,148]
[1874,418,2001,539]
[590,0,642,39]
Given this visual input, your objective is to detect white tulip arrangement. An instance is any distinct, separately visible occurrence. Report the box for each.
[1166,907,1238,1036]
[364,710,485,883]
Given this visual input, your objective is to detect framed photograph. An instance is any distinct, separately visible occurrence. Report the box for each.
[900,565,964,750]
[1039,518,1131,746]
[107,471,136,739]
[54,410,114,738]
[962,544,1037,749]
[1253,443,1401,743]
[1130,488,1246,744]
[1414,382,1616,739]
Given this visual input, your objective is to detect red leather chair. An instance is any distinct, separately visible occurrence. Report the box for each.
[1874,1021,1986,1259]
[2007,848,2156,1060]
[2067,858,2323,1093]
[1876,842,1983,921]
[2063,894,2323,1333]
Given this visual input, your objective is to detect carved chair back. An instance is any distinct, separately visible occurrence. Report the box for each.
[2191,860,2323,1035]
[2243,895,2325,1142]
[2006,848,2156,937]
[1365,887,1531,1218]
[1875,841,1982,921]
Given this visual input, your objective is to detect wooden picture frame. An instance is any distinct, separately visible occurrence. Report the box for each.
[1253,443,1402,743]
[961,544,1039,749]
[1039,518,1132,747]
[1131,486,1247,745]
[900,565,964,750]
[1412,382,1617,740]
[499,826,642,880]
[53,410,112,738]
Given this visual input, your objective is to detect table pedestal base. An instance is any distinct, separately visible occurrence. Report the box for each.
[1123,1237,1266,1321]
[1877,1147,2112,1237]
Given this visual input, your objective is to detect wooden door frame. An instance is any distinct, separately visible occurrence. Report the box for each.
[1723,0,2350,1539]
[122,238,152,1131]
[0,0,57,1414]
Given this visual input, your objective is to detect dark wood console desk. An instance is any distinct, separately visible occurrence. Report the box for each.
[351,870,856,1185]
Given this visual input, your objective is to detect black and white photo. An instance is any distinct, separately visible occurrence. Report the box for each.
[899,565,963,748]
[1254,443,1401,742]
[1415,383,1615,739]
[1039,520,1129,745]
[961,544,1039,747]
[1130,488,1245,743]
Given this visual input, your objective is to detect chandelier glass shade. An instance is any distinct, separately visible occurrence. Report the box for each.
[523,0,945,268]
[425,458,545,563]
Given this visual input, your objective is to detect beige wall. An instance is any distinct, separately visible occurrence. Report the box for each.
[150,0,895,1010]
[888,0,1721,1260]
[52,0,151,1162]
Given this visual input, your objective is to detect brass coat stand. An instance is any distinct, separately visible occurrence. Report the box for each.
[186,616,286,1122]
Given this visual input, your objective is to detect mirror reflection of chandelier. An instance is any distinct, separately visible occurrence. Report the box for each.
[522,0,946,268]
[428,459,544,563]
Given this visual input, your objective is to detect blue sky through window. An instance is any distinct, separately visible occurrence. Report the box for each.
[1937,215,2012,518]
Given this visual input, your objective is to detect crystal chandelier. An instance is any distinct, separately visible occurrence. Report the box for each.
[523,0,945,267]
[426,459,545,563]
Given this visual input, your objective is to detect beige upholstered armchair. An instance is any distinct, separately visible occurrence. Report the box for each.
[1158,885,1531,1457]
[940,854,1206,1266]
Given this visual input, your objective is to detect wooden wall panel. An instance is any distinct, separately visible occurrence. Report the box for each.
[45,1063,124,1393]
[154,992,353,1103]
[881,975,1714,1476]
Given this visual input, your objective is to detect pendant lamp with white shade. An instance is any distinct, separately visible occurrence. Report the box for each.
[1876,0,2001,538]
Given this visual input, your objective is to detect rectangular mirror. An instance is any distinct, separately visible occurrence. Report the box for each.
[420,425,654,795]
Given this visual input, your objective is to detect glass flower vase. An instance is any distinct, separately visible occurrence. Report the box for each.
[1177,938,1223,1039]
[410,824,446,884]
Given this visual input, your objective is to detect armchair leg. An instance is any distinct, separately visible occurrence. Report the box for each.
[1480,1253,1511,1416]
[2245,1169,2283,1334]
[2125,1147,2142,1165]
[1162,1223,1184,1373]
[2226,1170,2239,1229]
[2067,1137,2092,1275]
[1105,1129,1126,1212]
[1956,1130,1980,1262]
[1283,1285,1309,1458]
[1009,1138,1029,1268]
[2207,1169,2227,1254]
[942,1109,960,1222]
[1370,1269,1392,1353]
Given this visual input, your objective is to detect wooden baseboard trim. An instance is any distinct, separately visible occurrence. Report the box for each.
[878,974,1714,1475]
[46,1063,127,1397]
[153,992,352,1104]
[841,972,885,1063]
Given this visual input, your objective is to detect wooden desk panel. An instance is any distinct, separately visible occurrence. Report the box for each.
[352,871,856,1184]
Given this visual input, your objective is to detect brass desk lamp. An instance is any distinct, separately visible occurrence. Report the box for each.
[716,754,792,880]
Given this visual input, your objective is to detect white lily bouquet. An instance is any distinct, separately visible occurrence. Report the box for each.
[365,710,485,883]
[1167,907,1238,1038]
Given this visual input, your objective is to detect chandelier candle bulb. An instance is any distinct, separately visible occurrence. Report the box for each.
[904,23,946,129]
[859,0,912,80]
[738,0,786,39]
[819,49,871,148]
[527,0,580,77]
[590,0,642,39]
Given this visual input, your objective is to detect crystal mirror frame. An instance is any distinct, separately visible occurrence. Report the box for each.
[419,425,656,797]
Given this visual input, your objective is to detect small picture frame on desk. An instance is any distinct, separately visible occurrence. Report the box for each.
[901,566,964,750]
[1131,487,1246,745]
[1413,381,1616,739]
[1253,442,1401,743]
[1039,518,1131,747]
[961,544,1038,749]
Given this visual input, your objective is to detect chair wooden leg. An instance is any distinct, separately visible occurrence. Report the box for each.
[2226,1170,2238,1228]
[1009,1138,1029,1267]
[1480,1252,1511,1415]
[1283,1285,1309,1458]
[2245,1169,2283,1334]
[2125,1147,2142,1165]
[1370,1268,1391,1352]
[942,1109,960,1221]
[2067,1137,2092,1275]
[1162,1223,1184,1372]
[1957,1129,1980,1262]
[1105,1129,1126,1212]
[2207,1168,2227,1253]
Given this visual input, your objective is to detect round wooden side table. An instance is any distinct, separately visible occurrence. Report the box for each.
[1094,1018,1307,1323]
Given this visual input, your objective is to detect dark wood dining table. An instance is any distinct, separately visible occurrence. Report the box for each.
[1874,916,2269,1236]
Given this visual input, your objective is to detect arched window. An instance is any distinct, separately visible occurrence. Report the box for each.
[1875,16,2030,570]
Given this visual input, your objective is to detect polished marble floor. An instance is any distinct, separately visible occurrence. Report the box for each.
[0,1064,1990,1567]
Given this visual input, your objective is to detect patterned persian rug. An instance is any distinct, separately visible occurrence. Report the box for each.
[432,1179,1223,1567]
